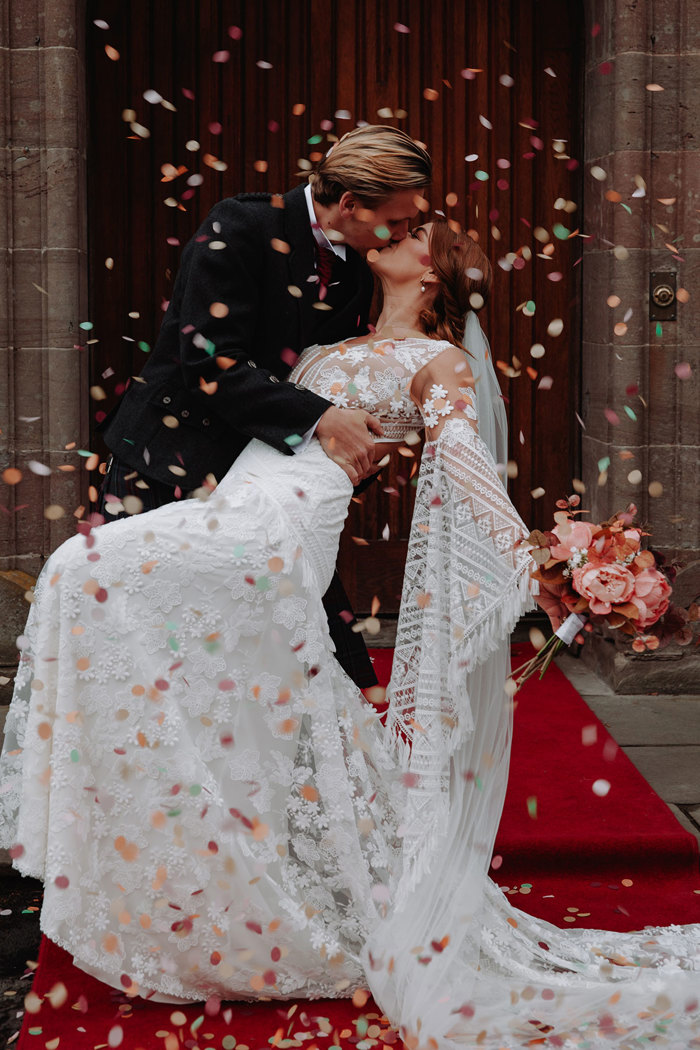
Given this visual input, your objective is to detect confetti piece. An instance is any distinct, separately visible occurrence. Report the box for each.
[105,44,120,60]
[645,82,664,91]
[393,21,410,32]
[675,362,692,379]
[527,796,537,819]
[592,779,611,797]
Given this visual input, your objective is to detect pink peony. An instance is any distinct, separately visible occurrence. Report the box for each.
[572,562,635,615]
[549,521,595,562]
[629,568,671,628]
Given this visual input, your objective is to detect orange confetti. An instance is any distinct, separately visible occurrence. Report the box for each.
[102,933,119,953]
[300,785,319,802]
[104,45,120,61]
[1,467,22,484]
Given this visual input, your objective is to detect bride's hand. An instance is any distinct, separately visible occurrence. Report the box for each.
[316,407,384,485]
[535,580,570,633]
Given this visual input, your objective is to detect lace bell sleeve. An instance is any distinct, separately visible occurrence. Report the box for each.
[383,347,536,876]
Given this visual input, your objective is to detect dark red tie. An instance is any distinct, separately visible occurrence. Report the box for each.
[316,244,334,301]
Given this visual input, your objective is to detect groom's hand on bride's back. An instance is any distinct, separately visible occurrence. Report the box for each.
[316,406,383,486]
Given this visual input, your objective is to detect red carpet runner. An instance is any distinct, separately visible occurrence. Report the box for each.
[18,647,700,1049]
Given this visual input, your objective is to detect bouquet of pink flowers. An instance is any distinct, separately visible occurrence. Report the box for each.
[512,496,673,688]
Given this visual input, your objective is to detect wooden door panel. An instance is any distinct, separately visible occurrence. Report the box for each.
[87,0,582,613]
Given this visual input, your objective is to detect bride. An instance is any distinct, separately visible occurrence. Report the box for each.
[1,221,698,1048]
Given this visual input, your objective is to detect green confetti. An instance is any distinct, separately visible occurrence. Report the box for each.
[168,637,179,651]
[553,223,570,239]
[284,433,302,447]
[76,449,95,458]
[307,134,323,144]
[655,322,662,337]
[79,321,93,331]
[28,1027,43,1035]
[347,382,358,395]
[137,340,151,353]
[525,300,536,314]
[598,456,611,473]
[356,1018,369,1036]
[623,405,637,421]
[167,808,181,817]
[619,203,632,215]
[233,544,246,558]
[70,749,80,763]
[373,224,391,241]
[188,784,202,796]
[475,170,489,181]
[255,576,270,592]
[527,795,538,819]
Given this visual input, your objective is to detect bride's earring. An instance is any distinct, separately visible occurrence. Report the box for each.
[420,282,426,293]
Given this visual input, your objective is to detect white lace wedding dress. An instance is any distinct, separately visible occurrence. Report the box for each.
[1,335,698,1048]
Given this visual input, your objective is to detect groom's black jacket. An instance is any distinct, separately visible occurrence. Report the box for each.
[101,184,374,489]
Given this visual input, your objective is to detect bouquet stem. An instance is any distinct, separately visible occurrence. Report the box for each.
[510,613,587,692]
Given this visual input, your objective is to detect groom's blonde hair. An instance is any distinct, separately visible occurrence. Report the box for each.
[310,125,431,208]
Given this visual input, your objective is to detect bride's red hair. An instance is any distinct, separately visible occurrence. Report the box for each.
[419,222,492,349]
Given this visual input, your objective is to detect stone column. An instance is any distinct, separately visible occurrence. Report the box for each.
[581,0,699,691]
[0,0,88,701]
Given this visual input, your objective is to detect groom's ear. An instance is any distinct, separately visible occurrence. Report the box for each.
[337,191,357,218]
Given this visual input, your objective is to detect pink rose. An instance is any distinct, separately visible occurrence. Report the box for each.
[549,521,594,562]
[572,563,635,615]
[630,568,671,628]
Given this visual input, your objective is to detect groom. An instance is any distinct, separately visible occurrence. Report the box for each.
[98,125,432,687]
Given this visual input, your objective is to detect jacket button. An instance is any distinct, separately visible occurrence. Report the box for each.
[247,359,257,368]
[181,409,190,418]
[162,395,172,404]
[270,375,279,383]
[202,418,210,427]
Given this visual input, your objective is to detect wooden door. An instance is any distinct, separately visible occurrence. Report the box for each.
[87,0,582,613]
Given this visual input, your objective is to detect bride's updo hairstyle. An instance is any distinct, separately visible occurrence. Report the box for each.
[420,222,492,349]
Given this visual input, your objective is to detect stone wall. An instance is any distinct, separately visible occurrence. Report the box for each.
[0,0,88,713]
[0,0,89,574]
[581,0,700,691]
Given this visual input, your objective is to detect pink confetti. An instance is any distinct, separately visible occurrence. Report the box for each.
[394,21,410,33]
[599,61,613,75]
[228,25,242,39]
[209,121,222,134]
[212,50,230,63]
[675,362,692,379]
[546,272,563,282]
[604,409,620,425]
